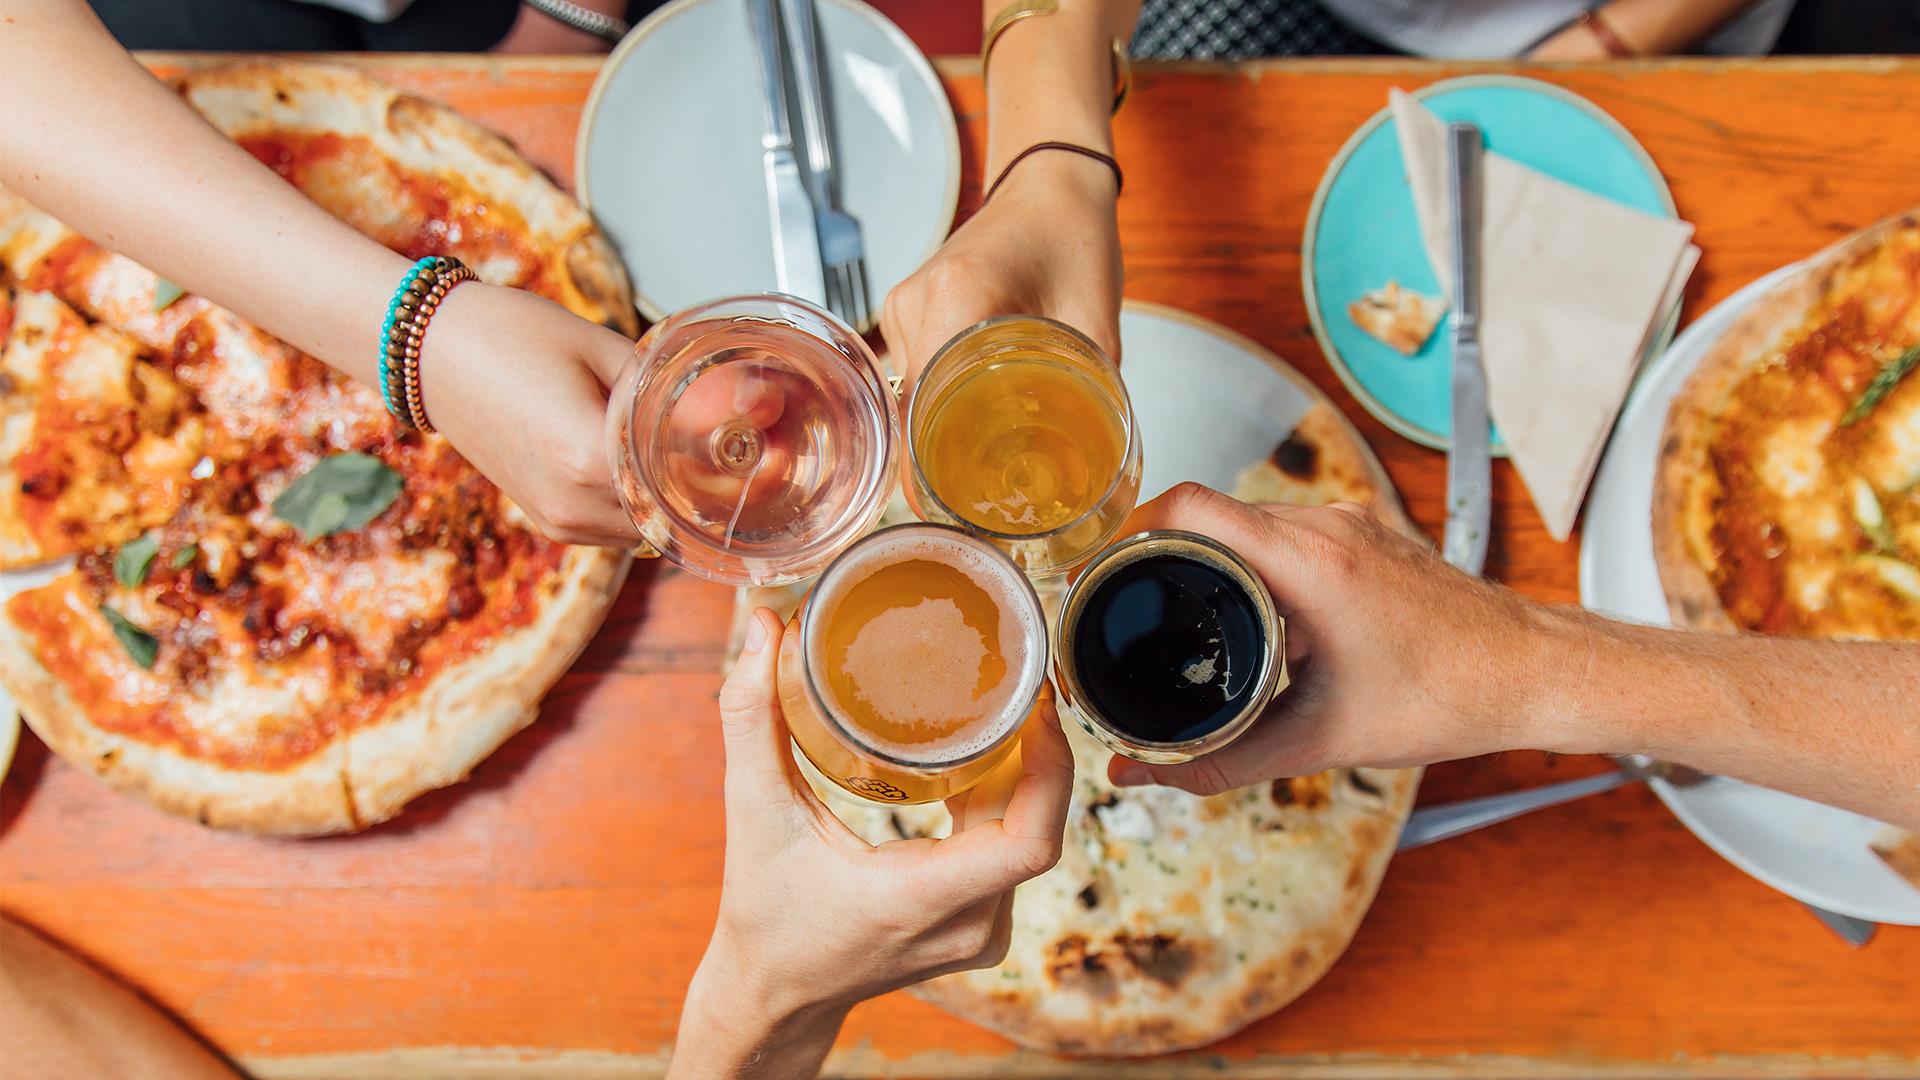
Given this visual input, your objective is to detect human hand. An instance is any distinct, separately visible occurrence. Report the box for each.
[1104,484,1560,795]
[418,283,638,546]
[880,152,1122,390]
[669,608,1074,1078]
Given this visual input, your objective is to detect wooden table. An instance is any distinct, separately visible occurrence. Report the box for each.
[3,55,1917,1079]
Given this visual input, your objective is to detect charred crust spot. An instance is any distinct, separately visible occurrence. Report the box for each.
[1271,432,1319,480]
[0,372,15,395]
[1270,773,1332,811]
[1116,933,1194,988]
[887,811,909,840]
[274,88,292,106]
[1077,884,1099,909]
[1290,945,1312,971]
[1346,769,1383,798]
[1044,935,1119,1000]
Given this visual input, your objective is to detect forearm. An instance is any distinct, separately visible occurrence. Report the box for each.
[1525,606,1920,829]
[980,0,1140,177]
[667,937,850,1080]
[0,1,410,388]
[1597,0,1763,54]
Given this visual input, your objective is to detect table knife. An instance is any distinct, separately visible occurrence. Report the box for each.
[746,0,827,304]
[1442,122,1490,575]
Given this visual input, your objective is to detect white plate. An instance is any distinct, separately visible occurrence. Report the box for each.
[1119,300,1397,503]
[1580,264,1920,926]
[576,0,959,329]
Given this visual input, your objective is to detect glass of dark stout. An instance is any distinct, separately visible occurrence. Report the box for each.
[1054,531,1288,763]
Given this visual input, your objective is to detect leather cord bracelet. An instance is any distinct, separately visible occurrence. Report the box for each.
[1573,8,1635,57]
[984,141,1123,204]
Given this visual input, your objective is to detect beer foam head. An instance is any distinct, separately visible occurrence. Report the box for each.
[807,528,1044,764]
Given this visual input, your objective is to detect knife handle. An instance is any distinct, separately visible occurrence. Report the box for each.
[779,0,835,203]
[1446,123,1482,328]
[747,0,796,150]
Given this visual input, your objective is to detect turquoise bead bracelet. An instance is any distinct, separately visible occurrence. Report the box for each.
[378,255,474,432]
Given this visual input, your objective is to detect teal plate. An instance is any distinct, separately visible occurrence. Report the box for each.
[1302,75,1678,453]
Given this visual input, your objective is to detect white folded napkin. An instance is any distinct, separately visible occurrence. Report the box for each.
[1391,89,1699,542]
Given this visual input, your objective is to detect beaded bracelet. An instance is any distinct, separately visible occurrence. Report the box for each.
[378,256,475,433]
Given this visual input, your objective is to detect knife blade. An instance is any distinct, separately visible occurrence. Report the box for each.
[1443,122,1490,575]
[746,0,827,304]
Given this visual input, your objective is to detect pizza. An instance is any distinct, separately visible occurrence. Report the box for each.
[1347,280,1446,356]
[0,61,634,834]
[1653,210,1920,886]
[729,400,1420,1056]
[1654,210,1920,640]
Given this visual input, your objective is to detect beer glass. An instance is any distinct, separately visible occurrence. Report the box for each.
[907,316,1142,577]
[777,523,1048,803]
[1055,530,1287,764]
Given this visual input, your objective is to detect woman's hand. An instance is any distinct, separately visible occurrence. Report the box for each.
[880,151,1122,389]
[669,608,1074,1079]
[420,284,639,547]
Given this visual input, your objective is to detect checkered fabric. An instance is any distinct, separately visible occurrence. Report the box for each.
[1131,0,1385,58]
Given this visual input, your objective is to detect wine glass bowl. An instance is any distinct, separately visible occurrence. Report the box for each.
[606,295,900,586]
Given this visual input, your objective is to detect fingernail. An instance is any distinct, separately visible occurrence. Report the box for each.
[1113,764,1149,787]
[743,615,769,655]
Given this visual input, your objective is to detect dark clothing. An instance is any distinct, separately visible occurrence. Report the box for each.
[86,0,668,52]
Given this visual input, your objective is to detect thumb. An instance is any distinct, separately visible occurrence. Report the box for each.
[717,608,802,804]
[1105,752,1248,798]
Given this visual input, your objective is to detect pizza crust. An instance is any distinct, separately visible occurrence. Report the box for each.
[1871,827,1920,891]
[1652,209,1920,633]
[176,61,639,336]
[0,547,625,835]
[1347,280,1446,355]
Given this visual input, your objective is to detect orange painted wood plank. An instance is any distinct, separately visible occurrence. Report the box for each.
[3,56,1918,1077]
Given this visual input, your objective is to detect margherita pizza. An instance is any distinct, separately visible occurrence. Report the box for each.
[1655,210,1919,639]
[0,61,634,835]
[729,398,1421,1056]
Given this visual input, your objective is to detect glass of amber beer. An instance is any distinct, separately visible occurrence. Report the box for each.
[907,316,1142,577]
[776,523,1048,804]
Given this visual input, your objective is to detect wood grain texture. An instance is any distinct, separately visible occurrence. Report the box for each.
[2,55,1918,1077]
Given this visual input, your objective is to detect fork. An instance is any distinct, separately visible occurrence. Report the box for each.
[778,0,871,331]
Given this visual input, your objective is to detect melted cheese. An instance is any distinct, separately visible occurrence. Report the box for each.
[1759,417,1831,499]
[273,545,458,657]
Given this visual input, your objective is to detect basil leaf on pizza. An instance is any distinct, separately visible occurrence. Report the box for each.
[99,606,159,669]
[1843,343,1919,426]
[272,452,403,539]
[114,534,159,588]
[171,543,200,569]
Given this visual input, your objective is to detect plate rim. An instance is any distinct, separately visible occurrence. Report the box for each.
[1578,260,1920,926]
[573,0,961,328]
[1120,298,1412,529]
[1300,73,1681,455]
